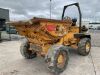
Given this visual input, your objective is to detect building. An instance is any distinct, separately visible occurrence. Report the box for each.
[0,8,9,31]
[89,22,100,29]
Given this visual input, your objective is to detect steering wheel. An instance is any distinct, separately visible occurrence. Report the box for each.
[63,16,71,20]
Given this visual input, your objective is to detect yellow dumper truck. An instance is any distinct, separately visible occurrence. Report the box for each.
[7,3,91,75]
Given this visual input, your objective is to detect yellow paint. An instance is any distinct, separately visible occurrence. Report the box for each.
[8,18,85,56]
[57,54,64,64]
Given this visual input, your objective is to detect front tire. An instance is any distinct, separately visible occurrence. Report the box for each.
[78,38,91,56]
[48,48,69,74]
[20,41,37,59]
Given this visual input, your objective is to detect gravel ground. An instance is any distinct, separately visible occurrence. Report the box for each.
[0,30,100,75]
[89,30,100,47]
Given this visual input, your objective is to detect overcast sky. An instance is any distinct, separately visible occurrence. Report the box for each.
[0,0,100,21]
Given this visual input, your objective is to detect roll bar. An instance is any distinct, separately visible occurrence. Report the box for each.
[62,3,82,33]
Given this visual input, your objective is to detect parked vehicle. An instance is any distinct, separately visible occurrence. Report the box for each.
[7,3,91,75]
[6,26,17,34]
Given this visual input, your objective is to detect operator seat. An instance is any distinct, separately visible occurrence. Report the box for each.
[72,18,77,26]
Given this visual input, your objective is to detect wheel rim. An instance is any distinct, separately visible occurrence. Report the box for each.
[86,42,91,52]
[57,52,66,69]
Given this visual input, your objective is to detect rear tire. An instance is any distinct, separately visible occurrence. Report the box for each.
[20,41,37,59]
[78,38,91,56]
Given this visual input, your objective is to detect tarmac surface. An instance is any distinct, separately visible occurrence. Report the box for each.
[0,30,100,75]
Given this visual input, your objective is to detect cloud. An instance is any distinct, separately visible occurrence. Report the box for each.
[0,0,100,21]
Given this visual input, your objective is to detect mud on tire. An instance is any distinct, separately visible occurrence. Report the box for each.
[20,40,37,59]
[78,38,91,56]
[48,47,69,75]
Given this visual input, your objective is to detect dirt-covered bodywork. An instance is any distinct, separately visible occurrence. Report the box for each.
[7,3,91,74]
